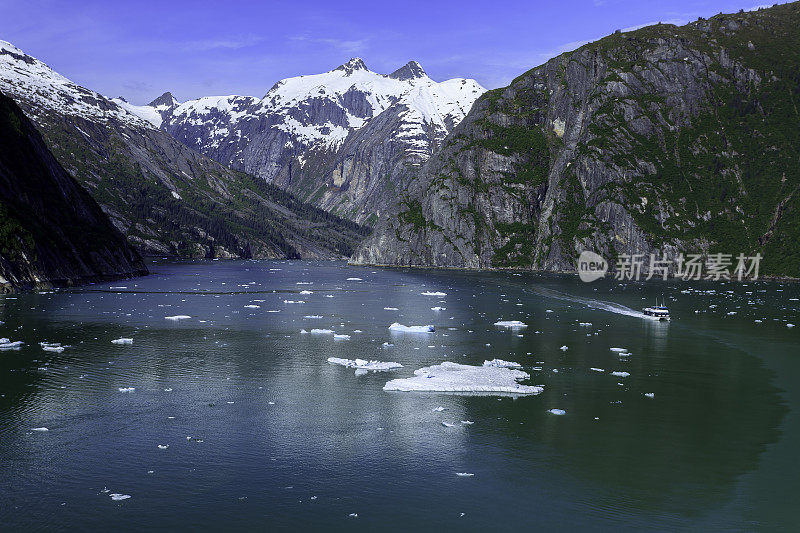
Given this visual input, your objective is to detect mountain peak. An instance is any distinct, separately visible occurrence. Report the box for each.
[389,61,427,81]
[334,58,368,74]
[148,91,178,108]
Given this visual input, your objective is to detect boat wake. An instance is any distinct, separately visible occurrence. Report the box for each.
[526,286,649,319]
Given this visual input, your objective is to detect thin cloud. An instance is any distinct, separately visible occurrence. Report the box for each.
[181,34,263,52]
[290,35,368,56]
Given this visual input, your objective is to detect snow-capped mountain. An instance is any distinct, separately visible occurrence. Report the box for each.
[125,58,486,223]
[0,39,366,259]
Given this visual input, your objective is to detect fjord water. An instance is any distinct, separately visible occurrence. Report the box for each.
[1,260,797,531]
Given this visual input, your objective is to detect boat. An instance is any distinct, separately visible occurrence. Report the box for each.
[642,299,670,321]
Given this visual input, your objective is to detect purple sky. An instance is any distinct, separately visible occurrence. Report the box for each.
[0,0,781,104]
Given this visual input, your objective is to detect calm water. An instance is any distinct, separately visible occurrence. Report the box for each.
[1,260,798,531]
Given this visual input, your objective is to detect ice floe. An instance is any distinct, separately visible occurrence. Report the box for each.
[32,427,49,432]
[0,340,23,349]
[590,368,604,372]
[347,277,363,281]
[559,345,569,351]
[111,338,133,345]
[309,329,335,335]
[610,371,630,377]
[118,387,135,393]
[431,306,446,311]
[383,307,399,311]
[493,320,527,329]
[383,362,543,395]
[421,291,447,297]
[333,334,351,340]
[165,315,191,320]
[328,357,402,371]
[40,342,65,353]
[456,472,474,477]
[389,323,435,333]
[110,494,131,501]
[644,392,655,398]
[548,409,566,415]
[244,304,261,309]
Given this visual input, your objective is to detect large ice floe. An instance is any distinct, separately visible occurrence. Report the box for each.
[383,361,542,395]
[164,315,191,321]
[327,357,403,372]
[421,291,447,297]
[389,323,435,333]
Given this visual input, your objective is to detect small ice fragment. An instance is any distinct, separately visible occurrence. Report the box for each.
[157,444,169,449]
[456,472,474,477]
[389,323,435,333]
[32,427,49,432]
[333,334,351,340]
[303,315,323,319]
[383,307,399,311]
[421,291,447,296]
[327,357,402,371]
[494,320,527,328]
[441,421,456,427]
[461,420,474,425]
[559,345,568,351]
[299,290,313,295]
[0,340,23,349]
[548,409,566,415]
[590,368,604,372]
[349,513,358,518]
[644,392,655,398]
[118,387,135,392]
[483,359,522,368]
[244,305,260,309]
[310,329,335,335]
[110,494,131,501]
[433,406,447,412]
[609,347,628,353]
[788,324,795,328]
[165,315,191,320]
[347,277,363,281]
[431,306,446,311]
[610,371,630,377]
[111,338,133,345]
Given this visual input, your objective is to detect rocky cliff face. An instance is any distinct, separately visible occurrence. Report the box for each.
[0,92,147,290]
[120,60,484,224]
[1,40,367,260]
[354,3,800,277]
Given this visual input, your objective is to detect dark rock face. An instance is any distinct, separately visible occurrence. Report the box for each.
[354,3,800,278]
[0,93,147,290]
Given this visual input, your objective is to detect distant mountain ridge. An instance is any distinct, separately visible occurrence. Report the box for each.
[114,58,485,224]
[0,39,368,260]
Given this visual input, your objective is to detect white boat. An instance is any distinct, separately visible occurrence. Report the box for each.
[642,306,670,320]
[642,300,670,321]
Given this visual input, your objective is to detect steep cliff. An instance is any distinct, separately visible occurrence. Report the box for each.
[354,3,800,277]
[0,92,147,290]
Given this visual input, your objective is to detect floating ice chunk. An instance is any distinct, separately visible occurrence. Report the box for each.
[432,406,447,412]
[461,420,474,425]
[610,371,630,377]
[310,329,335,335]
[165,315,191,320]
[299,290,313,295]
[559,345,569,351]
[548,409,566,415]
[244,305,261,309]
[111,338,133,345]
[590,368,604,372]
[788,324,795,328]
[456,472,474,477]
[327,357,402,371]
[441,421,456,427]
[579,322,592,326]
[483,359,522,369]
[157,444,169,449]
[383,362,543,395]
[110,494,131,501]
[421,291,447,296]
[494,320,527,329]
[0,340,23,349]
[333,334,351,340]
[382,342,394,347]
[383,307,399,311]
[644,392,655,398]
[609,347,628,353]
[349,513,358,518]
[347,277,363,281]
[389,323,435,333]
[300,329,308,334]
[283,300,304,304]
[40,342,65,353]
[118,387,135,392]
[431,306,446,311]
[303,315,323,319]
[32,427,49,432]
